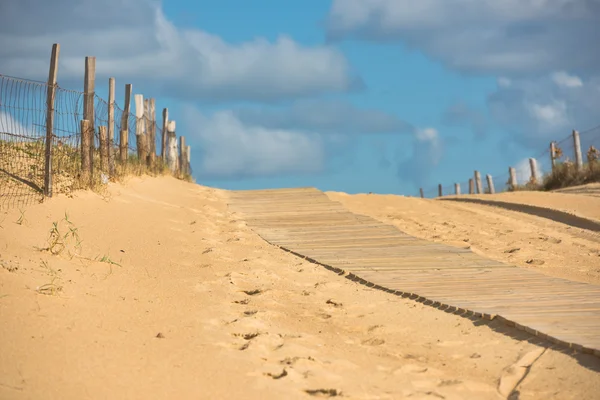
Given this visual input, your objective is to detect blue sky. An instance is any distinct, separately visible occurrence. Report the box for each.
[1,0,599,196]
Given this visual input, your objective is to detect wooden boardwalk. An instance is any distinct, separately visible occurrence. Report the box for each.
[227,187,600,357]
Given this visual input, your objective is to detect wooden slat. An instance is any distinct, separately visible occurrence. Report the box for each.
[227,187,600,356]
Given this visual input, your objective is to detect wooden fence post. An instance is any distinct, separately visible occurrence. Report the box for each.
[81,120,92,185]
[179,136,186,176]
[149,98,156,167]
[134,94,146,162]
[573,130,583,171]
[44,43,60,198]
[469,179,474,194]
[486,174,495,194]
[508,167,517,190]
[474,171,482,194]
[529,158,539,184]
[454,183,460,195]
[120,84,132,162]
[83,57,96,177]
[166,121,178,173]
[419,188,424,198]
[550,141,557,172]
[161,108,168,161]
[108,77,115,176]
[186,145,191,175]
[99,126,108,173]
[438,184,442,197]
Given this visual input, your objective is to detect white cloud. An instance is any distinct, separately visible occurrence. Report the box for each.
[327,0,600,76]
[181,106,324,179]
[0,0,358,102]
[528,100,568,128]
[552,71,583,88]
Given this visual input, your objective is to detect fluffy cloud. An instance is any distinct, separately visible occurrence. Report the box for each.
[232,100,413,135]
[326,0,600,76]
[0,0,359,102]
[181,106,324,179]
[396,127,443,186]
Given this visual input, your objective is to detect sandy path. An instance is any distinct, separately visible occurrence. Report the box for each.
[1,177,599,399]
[327,192,600,286]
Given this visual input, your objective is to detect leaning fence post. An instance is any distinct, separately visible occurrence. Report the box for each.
[529,158,539,184]
[573,130,583,171]
[474,170,482,194]
[508,167,517,190]
[81,120,92,186]
[83,57,96,177]
[44,43,60,198]
[166,121,178,173]
[186,145,191,175]
[469,179,474,194]
[134,94,146,162]
[550,141,557,172]
[161,108,168,161]
[454,183,461,195]
[486,174,495,194]
[108,77,115,176]
[179,136,186,177]
[120,84,132,162]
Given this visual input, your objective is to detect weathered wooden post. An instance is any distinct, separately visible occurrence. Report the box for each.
[550,141,557,172]
[120,84,132,162]
[108,77,116,176]
[573,130,583,171]
[166,121,178,173]
[529,158,539,184]
[81,120,92,185]
[99,126,108,173]
[438,184,443,197]
[419,188,424,198]
[508,167,517,190]
[134,94,146,162]
[44,43,60,198]
[486,174,495,194]
[186,145,191,175]
[149,98,156,167]
[474,171,483,194]
[454,183,461,195]
[83,56,96,177]
[179,136,186,176]
[161,108,168,161]
[468,179,474,194]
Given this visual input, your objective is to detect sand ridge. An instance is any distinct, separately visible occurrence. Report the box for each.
[1,177,599,399]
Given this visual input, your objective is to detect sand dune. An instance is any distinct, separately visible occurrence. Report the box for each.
[1,177,599,399]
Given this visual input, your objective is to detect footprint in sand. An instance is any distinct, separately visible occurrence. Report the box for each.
[361,338,385,346]
[304,388,342,397]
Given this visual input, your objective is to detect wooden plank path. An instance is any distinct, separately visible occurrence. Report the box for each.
[227,187,600,356]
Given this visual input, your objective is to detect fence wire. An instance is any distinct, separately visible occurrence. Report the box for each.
[1,73,184,211]
[420,127,600,198]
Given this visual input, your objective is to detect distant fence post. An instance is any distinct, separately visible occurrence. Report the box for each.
[529,158,539,184]
[486,174,495,194]
[454,183,460,195]
[149,98,156,167]
[81,120,92,185]
[108,77,115,176]
[166,121,178,173]
[83,57,96,177]
[44,43,60,198]
[161,108,168,161]
[573,130,583,171]
[438,184,442,197]
[550,141,557,172]
[468,179,474,194]
[186,145,191,175]
[508,167,517,190]
[419,188,424,198]
[99,126,108,173]
[179,136,186,176]
[143,98,150,165]
[134,94,146,162]
[120,84,132,162]
[474,171,482,194]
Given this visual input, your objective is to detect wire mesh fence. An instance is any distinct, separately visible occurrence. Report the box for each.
[419,127,600,198]
[0,71,191,211]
